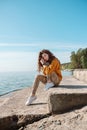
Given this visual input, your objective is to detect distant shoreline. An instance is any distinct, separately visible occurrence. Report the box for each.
[0,88,23,97]
[0,86,30,97]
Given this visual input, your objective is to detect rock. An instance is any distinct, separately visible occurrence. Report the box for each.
[19,126,24,130]
[48,93,87,114]
[0,115,18,130]
[24,106,87,130]
[54,120,61,125]
[0,114,50,130]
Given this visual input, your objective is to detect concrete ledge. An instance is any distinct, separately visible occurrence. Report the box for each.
[73,69,87,82]
[48,93,87,114]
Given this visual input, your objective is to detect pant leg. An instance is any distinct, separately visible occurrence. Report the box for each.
[47,72,60,85]
[32,74,47,95]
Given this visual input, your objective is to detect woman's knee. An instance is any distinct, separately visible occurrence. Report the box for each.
[35,74,42,80]
[48,72,59,84]
[35,74,47,82]
[51,71,57,76]
[48,72,58,80]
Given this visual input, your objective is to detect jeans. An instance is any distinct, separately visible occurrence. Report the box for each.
[32,72,60,95]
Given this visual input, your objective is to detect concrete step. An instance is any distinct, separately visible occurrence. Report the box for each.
[48,93,87,114]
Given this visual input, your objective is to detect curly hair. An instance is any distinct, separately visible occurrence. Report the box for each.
[38,49,56,72]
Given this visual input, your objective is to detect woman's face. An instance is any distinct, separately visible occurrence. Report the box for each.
[42,53,49,61]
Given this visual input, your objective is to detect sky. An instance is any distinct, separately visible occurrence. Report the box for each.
[0,0,87,72]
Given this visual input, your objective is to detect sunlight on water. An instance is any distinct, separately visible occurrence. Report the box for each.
[0,71,72,96]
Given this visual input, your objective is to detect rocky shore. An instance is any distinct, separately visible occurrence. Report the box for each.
[0,76,87,130]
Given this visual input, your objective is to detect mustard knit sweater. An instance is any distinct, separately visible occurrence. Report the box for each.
[42,58,62,81]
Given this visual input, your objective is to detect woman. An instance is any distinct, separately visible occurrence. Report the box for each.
[25,49,62,105]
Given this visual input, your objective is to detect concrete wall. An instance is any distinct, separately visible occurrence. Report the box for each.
[73,69,87,83]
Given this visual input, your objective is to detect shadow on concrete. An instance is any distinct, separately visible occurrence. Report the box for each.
[30,102,47,106]
[53,85,87,89]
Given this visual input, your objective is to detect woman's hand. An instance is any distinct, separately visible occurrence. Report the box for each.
[40,58,45,65]
[40,58,49,66]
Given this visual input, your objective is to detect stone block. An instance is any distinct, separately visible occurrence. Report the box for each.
[48,93,87,114]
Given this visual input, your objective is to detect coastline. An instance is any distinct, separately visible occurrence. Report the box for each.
[0,87,29,97]
[0,71,35,96]
[0,70,72,96]
[0,76,87,130]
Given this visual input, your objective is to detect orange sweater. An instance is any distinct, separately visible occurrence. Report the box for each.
[42,58,62,81]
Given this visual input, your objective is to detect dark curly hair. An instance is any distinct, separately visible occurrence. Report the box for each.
[38,49,56,72]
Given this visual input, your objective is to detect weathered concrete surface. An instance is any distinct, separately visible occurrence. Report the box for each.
[0,114,50,130]
[73,69,87,82]
[48,93,87,114]
[0,76,87,117]
[25,105,87,130]
[0,76,87,129]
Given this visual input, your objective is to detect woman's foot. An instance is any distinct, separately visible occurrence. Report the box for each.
[44,82,54,90]
[25,95,37,105]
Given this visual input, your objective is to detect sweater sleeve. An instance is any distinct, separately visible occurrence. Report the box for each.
[42,59,59,75]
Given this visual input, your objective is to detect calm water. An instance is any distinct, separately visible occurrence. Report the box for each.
[0,71,72,96]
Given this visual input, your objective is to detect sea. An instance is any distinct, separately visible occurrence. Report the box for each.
[0,70,72,96]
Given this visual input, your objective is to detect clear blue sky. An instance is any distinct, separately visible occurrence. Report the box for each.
[0,0,87,71]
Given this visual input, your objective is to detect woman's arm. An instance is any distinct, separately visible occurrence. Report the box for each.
[42,59,60,75]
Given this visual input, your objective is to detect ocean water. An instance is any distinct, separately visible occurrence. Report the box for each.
[0,71,72,96]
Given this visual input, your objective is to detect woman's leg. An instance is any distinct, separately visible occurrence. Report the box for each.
[32,74,47,96]
[47,72,60,85]
[26,74,47,105]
